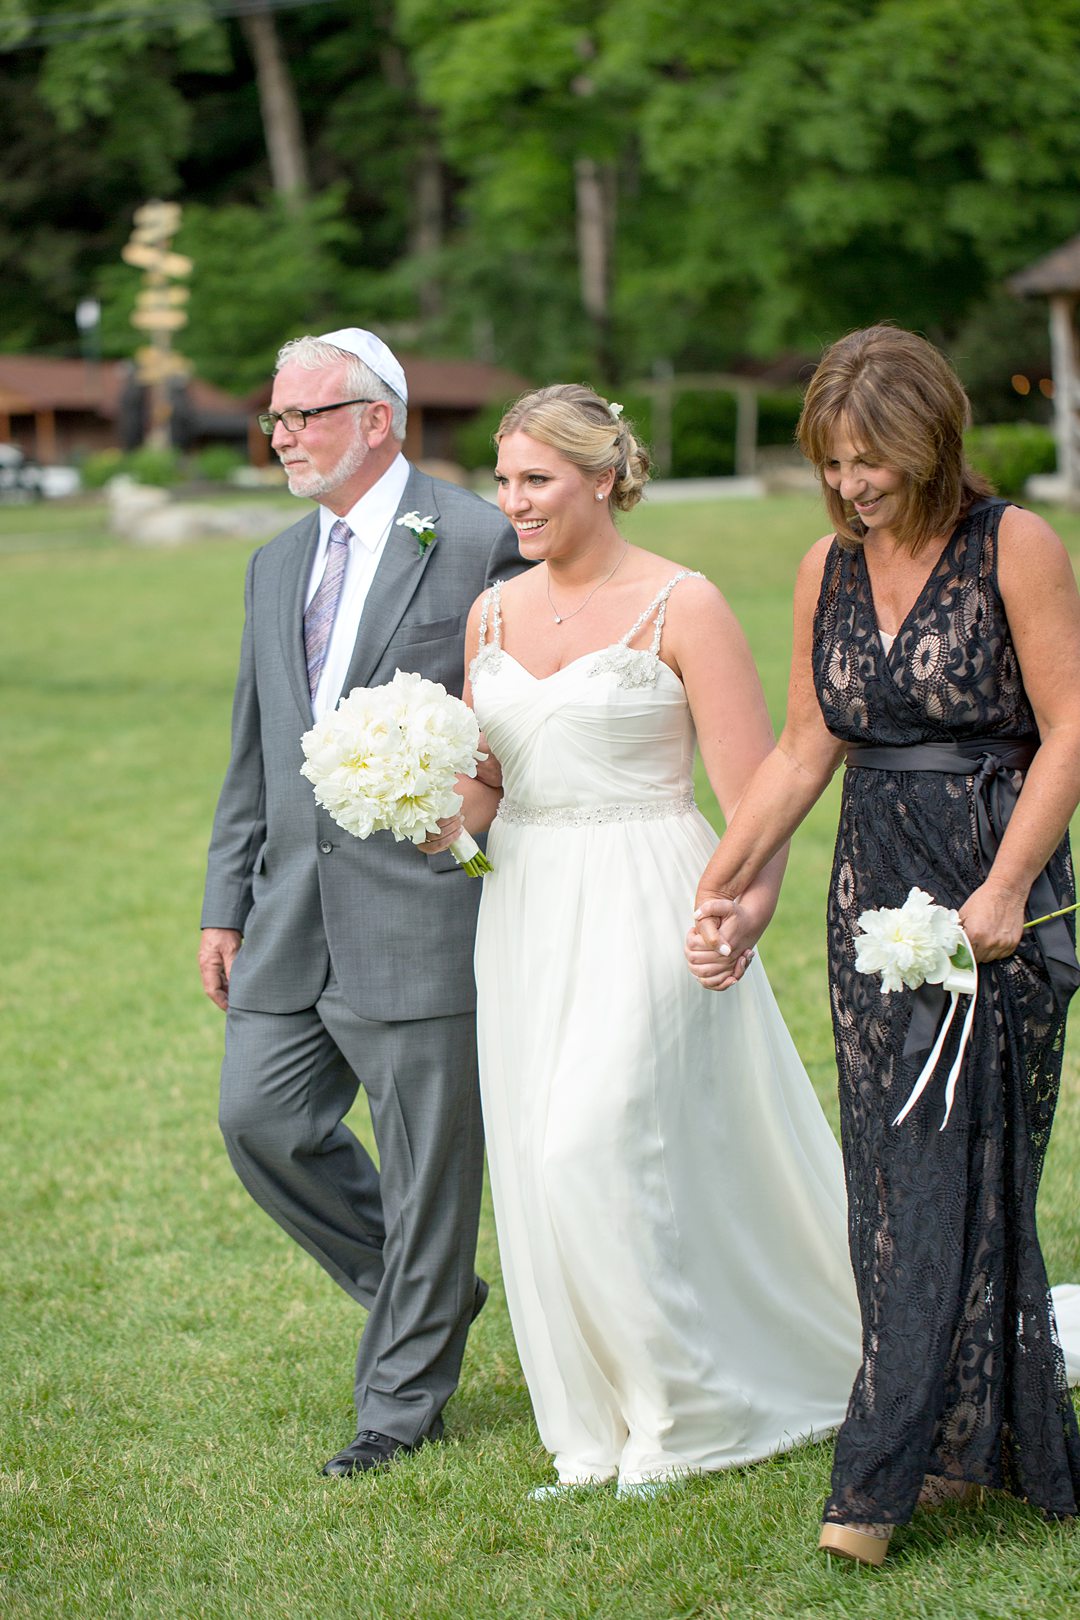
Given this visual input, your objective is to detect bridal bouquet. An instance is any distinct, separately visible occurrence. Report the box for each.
[853,887,977,1131]
[300,669,492,876]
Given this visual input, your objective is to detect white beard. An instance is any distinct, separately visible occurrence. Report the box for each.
[281,433,369,500]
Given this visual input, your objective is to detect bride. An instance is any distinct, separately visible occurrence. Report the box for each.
[424,384,861,1495]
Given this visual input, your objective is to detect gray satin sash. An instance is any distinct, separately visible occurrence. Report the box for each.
[845,736,1080,1062]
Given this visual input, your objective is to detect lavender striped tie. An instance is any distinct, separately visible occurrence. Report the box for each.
[304,519,351,702]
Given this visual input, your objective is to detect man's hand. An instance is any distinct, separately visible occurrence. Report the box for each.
[199,928,242,1011]
[417,813,464,856]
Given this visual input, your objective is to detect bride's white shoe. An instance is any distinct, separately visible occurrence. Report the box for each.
[616,1476,687,1501]
[527,1479,611,1501]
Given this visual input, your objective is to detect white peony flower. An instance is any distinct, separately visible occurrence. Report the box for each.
[299,670,492,874]
[853,886,965,993]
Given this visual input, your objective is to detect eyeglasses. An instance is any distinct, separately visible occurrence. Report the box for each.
[257,398,375,435]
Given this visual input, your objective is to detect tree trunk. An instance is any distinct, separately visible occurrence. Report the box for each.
[574,156,616,375]
[240,7,310,210]
[411,138,445,322]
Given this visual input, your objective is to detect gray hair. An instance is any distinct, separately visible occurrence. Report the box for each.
[275,335,407,442]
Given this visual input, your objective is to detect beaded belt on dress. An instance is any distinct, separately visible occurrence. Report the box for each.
[496,790,696,828]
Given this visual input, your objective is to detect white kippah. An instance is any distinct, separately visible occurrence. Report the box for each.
[317,327,408,405]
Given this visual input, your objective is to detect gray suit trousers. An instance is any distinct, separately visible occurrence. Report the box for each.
[218,968,484,1444]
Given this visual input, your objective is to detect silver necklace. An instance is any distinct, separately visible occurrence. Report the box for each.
[545,541,629,624]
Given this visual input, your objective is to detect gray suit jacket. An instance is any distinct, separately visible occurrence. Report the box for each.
[202,466,523,1021]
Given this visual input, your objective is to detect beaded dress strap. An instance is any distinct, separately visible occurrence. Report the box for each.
[470,582,506,683]
[477,580,504,650]
[619,570,705,655]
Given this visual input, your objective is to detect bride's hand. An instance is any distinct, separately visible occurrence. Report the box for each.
[685,922,755,990]
[475,732,503,790]
[417,813,464,855]
[685,897,758,992]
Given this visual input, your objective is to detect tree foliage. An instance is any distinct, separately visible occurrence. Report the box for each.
[1,0,1078,412]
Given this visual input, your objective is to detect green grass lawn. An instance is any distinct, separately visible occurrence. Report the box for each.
[2,491,1079,1620]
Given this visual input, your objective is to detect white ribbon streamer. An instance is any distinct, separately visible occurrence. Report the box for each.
[892,929,979,1132]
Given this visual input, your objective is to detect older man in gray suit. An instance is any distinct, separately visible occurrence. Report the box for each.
[199,328,523,1475]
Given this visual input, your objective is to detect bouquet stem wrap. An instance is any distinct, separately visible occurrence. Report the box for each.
[448,831,493,878]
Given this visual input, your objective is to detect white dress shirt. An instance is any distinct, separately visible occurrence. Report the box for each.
[304,453,410,719]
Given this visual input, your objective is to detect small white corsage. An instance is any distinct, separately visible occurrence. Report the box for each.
[607,401,624,421]
[396,511,437,556]
[853,886,974,997]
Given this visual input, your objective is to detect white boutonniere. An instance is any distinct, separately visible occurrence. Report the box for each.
[396,511,437,556]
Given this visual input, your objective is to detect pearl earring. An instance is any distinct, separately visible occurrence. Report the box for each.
[596,492,605,501]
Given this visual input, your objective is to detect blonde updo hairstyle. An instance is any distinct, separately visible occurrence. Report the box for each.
[496,384,651,512]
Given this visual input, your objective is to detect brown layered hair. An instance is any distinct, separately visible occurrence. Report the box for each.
[797,325,994,553]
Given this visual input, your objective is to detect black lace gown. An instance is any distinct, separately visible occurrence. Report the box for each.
[812,498,1080,1526]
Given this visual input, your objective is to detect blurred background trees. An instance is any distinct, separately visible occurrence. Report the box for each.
[1,0,1077,426]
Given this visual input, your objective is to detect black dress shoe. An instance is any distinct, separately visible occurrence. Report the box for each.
[321,1424,441,1477]
[322,1282,486,1478]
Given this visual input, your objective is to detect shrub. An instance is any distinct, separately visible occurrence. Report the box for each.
[964,423,1056,498]
[79,449,126,489]
[453,402,508,472]
[191,445,247,484]
[123,445,183,487]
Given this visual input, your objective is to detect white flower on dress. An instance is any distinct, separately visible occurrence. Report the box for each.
[853,886,974,994]
[300,669,492,875]
[588,644,659,689]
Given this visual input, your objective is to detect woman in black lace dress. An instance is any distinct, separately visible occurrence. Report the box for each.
[689,326,1080,1564]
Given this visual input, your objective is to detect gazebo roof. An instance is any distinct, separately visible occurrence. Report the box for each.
[1007,233,1080,297]
[0,355,247,419]
[246,355,529,412]
[400,356,528,409]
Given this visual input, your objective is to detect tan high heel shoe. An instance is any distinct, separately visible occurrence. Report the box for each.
[818,1521,893,1566]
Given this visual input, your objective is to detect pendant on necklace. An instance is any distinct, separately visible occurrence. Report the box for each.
[552,613,562,624]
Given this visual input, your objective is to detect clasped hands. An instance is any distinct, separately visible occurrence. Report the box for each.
[685,876,1028,995]
[685,896,760,992]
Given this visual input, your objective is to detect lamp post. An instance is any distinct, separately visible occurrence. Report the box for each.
[75,298,101,359]
[75,297,102,404]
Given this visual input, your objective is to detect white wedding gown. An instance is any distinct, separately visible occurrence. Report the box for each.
[471,572,864,1487]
